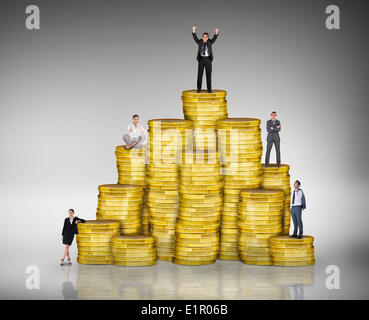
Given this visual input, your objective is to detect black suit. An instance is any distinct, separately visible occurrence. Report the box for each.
[265,119,281,165]
[62,217,86,245]
[192,32,218,91]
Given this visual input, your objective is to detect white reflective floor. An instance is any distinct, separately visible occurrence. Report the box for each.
[3,242,368,300]
[69,262,314,300]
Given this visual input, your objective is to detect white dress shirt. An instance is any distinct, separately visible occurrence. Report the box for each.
[291,189,303,206]
[128,123,148,144]
[201,43,209,57]
[69,217,73,224]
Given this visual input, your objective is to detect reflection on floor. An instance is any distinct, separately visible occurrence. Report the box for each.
[65,260,314,300]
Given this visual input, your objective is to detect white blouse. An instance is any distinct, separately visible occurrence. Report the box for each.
[127,123,148,144]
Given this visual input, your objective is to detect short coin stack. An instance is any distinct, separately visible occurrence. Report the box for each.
[147,119,193,261]
[216,118,263,260]
[174,151,223,265]
[182,90,228,152]
[96,184,143,235]
[111,235,156,267]
[115,145,150,235]
[238,189,284,265]
[269,235,315,266]
[77,220,120,265]
[261,164,291,234]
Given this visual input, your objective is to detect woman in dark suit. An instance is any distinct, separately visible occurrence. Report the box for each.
[61,209,85,266]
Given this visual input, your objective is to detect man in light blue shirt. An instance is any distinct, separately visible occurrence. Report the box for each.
[290,180,307,239]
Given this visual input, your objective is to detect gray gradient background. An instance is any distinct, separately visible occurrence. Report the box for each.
[0,0,368,299]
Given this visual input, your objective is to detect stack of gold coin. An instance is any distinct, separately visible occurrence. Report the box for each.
[96,184,143,235]
[216,118,263,260]
[147,163,178,261]
[115,145,151,236]
[261,164,291,234]
[217,118,263,170]
[141,189,150,235]
[182,90,228,152]
[174,151,223,266]
[147,119,193,261]
[77,220,120,265]
[218,188,240,260]
[148,119,193,164]
[115,145,148,186]
[238,189,284,265]
[269,235,315,266]
[111,235,156,267]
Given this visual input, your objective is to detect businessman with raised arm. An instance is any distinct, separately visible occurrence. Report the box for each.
[192,25,219,93]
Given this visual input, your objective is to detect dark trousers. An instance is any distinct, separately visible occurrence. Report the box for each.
[197,57,212,91]
[291,205,303,236]
[265,139,281,165]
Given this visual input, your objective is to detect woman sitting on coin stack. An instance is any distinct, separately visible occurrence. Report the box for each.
[123,114,148,150]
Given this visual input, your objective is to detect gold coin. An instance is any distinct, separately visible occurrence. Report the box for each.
[182,89,226,97]
[271,253,315,259]
[272,260,315,267]
[173,258,216,266]
[77,220,120,229]
[112,235,154,243]
[148,118,192,126]
[98,184,143,192]
[217,255,240,261]
[113,260,156,266]
[262,164,290,171]
[77,258,112,265]
[269,235,314,244]
[272,254,315,263]
[240,258,272,266]
[112,251,156,257]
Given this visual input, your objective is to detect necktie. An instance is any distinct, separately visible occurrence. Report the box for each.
[292,191,295,204]
[202,43,206,55]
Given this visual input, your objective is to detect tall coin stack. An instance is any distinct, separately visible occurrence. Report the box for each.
[216,118,263,260]
[111,235,156,267]
[182,90,228,152]
[269,235,315,266]
[147,119,193,261]
[261,164,291,234]
[238,189,284,265]
[96,184,143,235]
[77,220,120,265]
[174,151,223,265]
[115,145,150,235]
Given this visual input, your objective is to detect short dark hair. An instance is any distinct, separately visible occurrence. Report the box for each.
[69,209,74,214]
[295,180,301,186]
[132,114,139,119]
[202,32,209,37]
[271,111,277,115]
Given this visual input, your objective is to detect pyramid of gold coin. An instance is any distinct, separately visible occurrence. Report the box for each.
[76,89,315,267]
